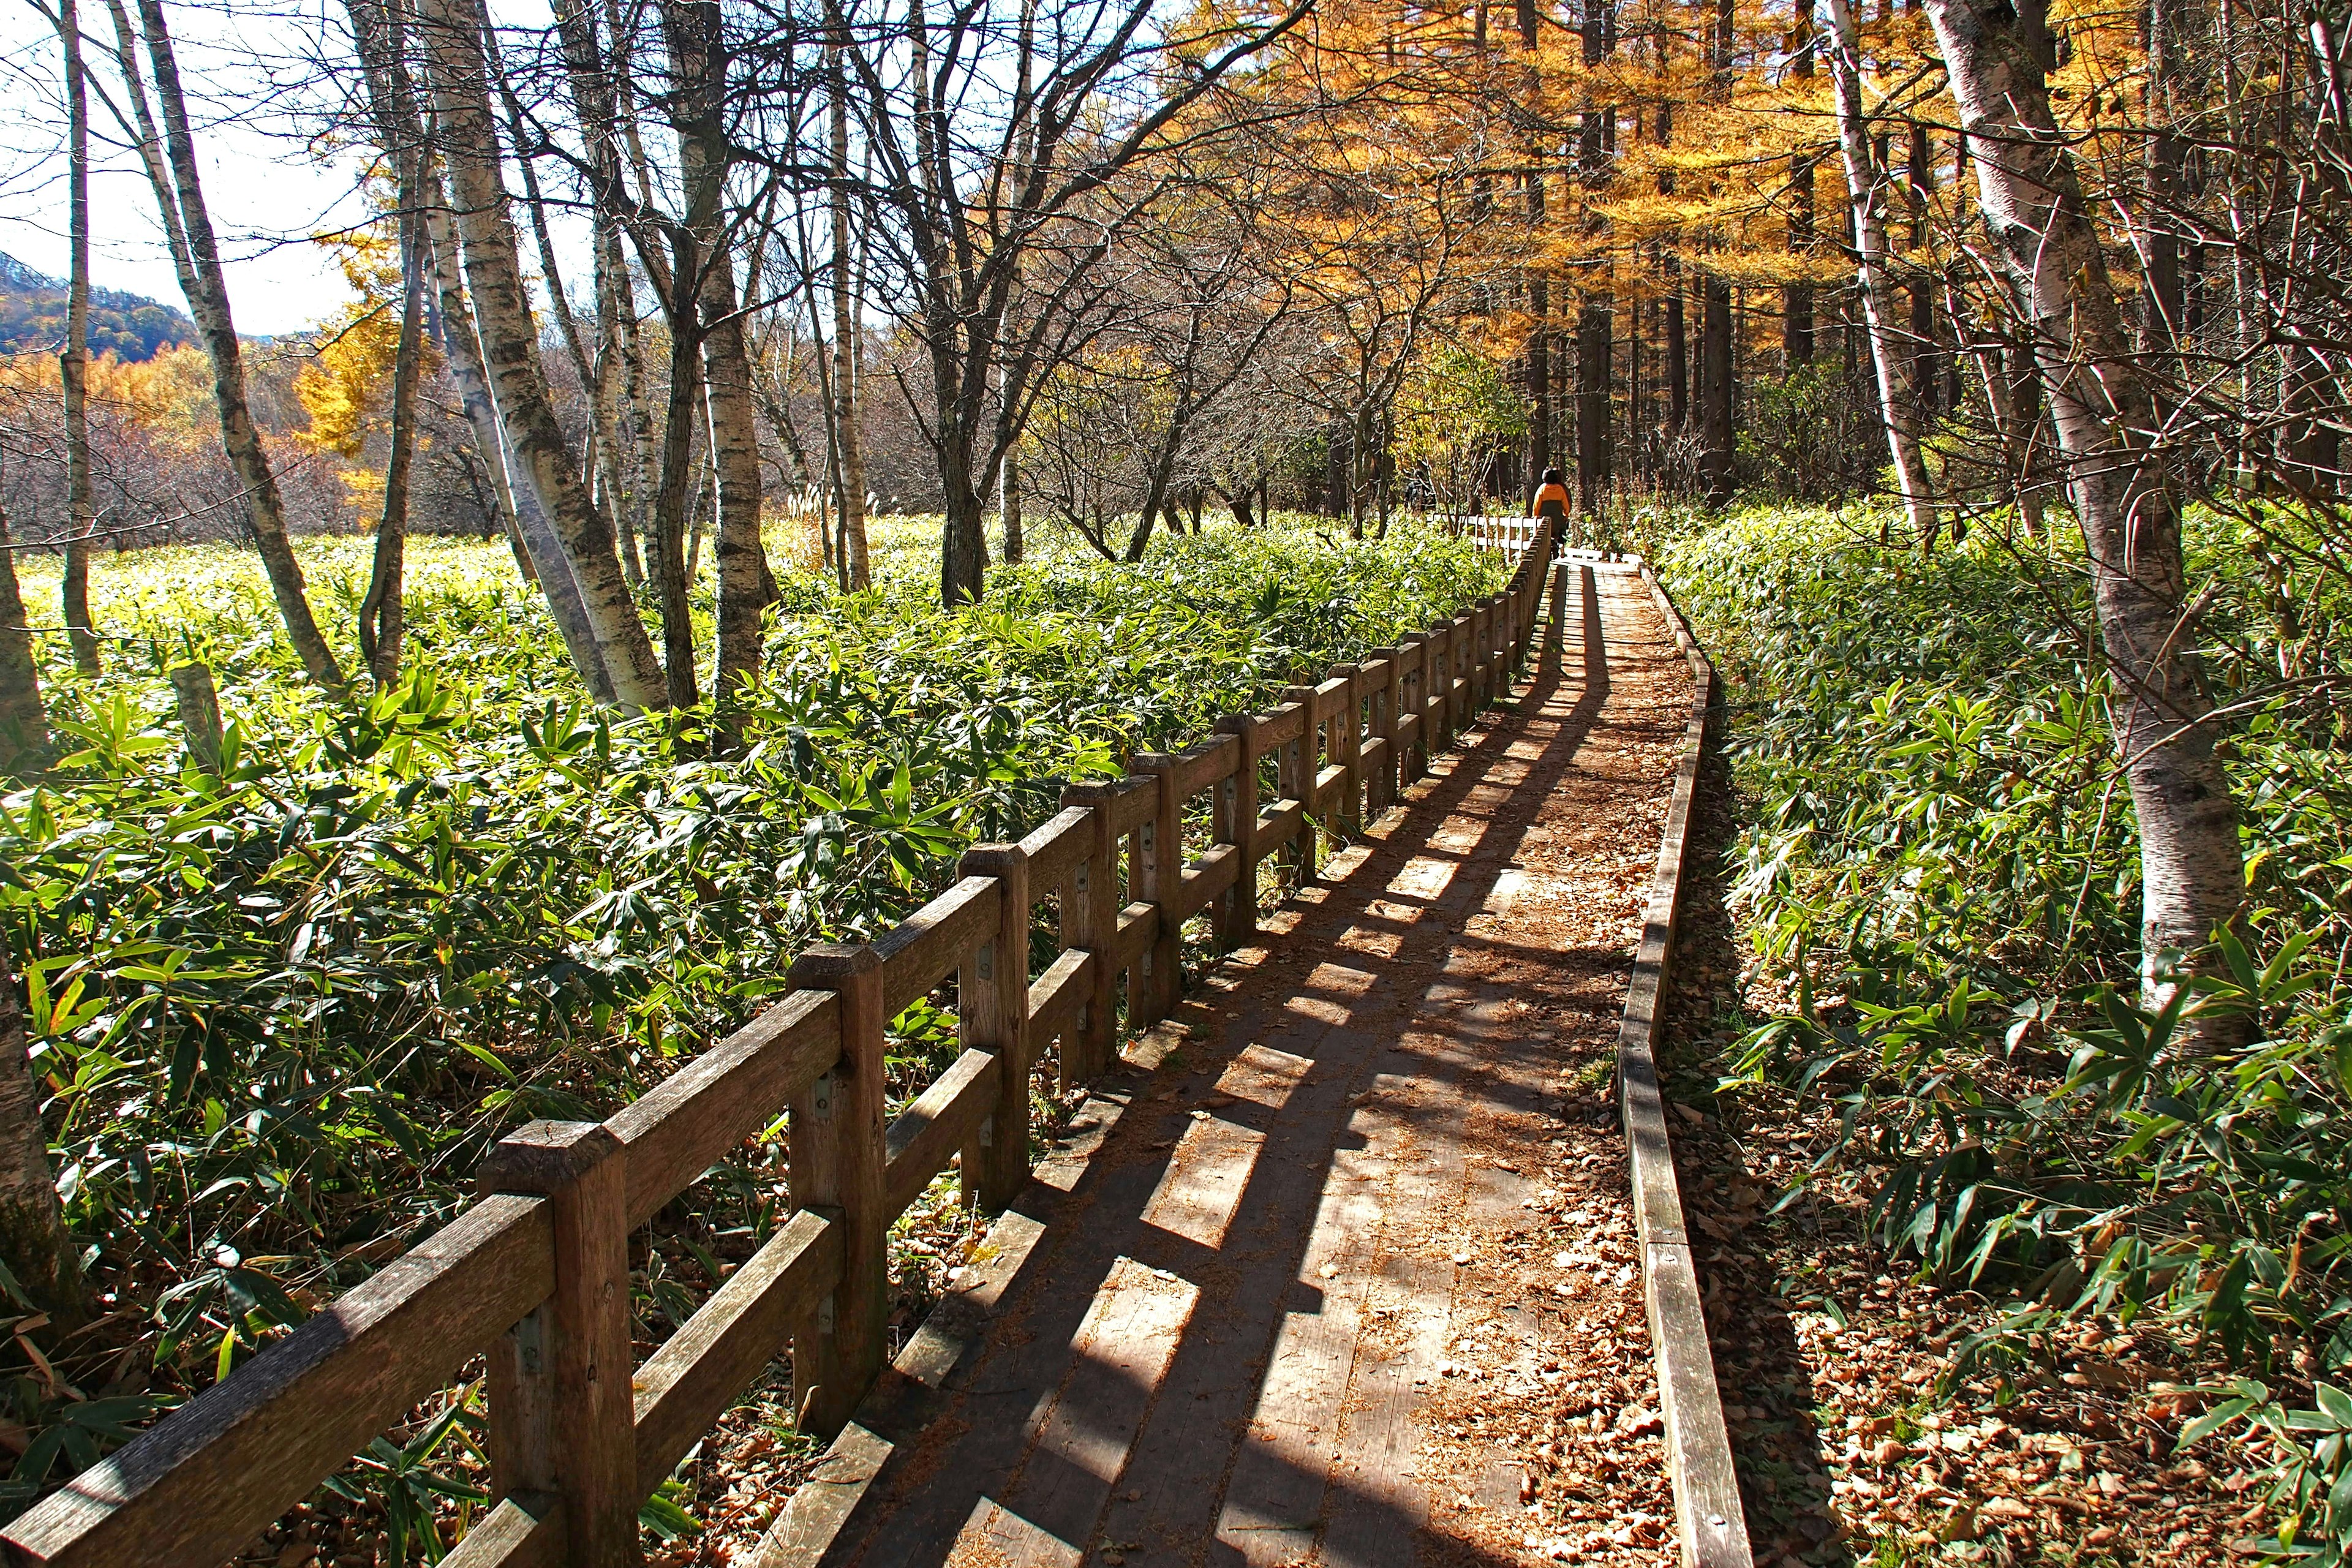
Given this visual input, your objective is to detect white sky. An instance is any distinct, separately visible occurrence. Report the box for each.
[1,0,401,334]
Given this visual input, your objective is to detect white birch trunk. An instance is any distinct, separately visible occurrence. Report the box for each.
[1921,0,2244,1011]
[418,0,668,709]
[1822,0,1939,546]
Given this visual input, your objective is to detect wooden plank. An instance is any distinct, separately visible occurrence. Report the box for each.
[1311,675,1351,723]
[1216,713,1260,950]
[1253,799,1303,862]
[1020,805,1092,891]
[1212,1137,1382,1566]
[748,1420,895,1568]
[1354,654,1390,694]
[1253,699,1306,750]
[967,1257,1199,1561]
[0,1197,554,1568]
[440,1492,564,1568]
[1116,901,1159,971]
[1177,842,1240,919]
[883,1047,999,1218]
[632,1210,844,1494]
[1333,667,1362,835]
[1175,733,1238,797]
[1106,773,1159,836]
[1614,563,1752,1568]
[873,875,998,1020]
[1027,946,1093,1044]
[1060,784,1122,1081]
[1132,756,1183,1027]
[611,989,840,1228]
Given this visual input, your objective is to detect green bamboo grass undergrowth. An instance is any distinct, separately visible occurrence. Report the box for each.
[1665,503,2352,1561]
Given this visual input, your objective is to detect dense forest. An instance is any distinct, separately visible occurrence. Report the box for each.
[0,0,2346,1559]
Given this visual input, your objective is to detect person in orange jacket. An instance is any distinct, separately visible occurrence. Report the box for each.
[1531,467,1570,547]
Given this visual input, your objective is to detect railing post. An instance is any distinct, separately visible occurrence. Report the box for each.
[959,843,1032,1210]
[1431,625,1455,750]
[1060,782,1122,1077]
[784,943,886,1438]
[1280,684,1318,884]
[1213,715,1259,951]
[1363,650,1395,818]
[1332,665,1362,837]
[1399,633,1431,784]
[477,1121,641,1568]
[1466,602,1483,715]
[1129,754,1182,1024]
[1547,557,1570,674]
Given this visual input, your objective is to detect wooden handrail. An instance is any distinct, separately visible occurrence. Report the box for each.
[0,522,1557,1568]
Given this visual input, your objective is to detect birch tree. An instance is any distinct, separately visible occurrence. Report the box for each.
[1919,0,2244,1008]
[416,0,668,709]
[1822,0,1938,545]
[107,0,347,690]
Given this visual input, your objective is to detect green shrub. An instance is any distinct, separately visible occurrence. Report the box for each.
[1665,503,2352,1559]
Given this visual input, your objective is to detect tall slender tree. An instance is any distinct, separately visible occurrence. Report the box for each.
[57,0,98,676]
[107,0,346,689]
[1921,0,2244,1011]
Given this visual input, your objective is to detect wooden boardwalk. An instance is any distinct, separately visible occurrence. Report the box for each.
[758,565,1698,1568]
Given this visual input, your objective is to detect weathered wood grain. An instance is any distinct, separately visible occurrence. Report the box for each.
[633,1211,843,1493]
[1175,733,1238,797]
[873,875,998,1020]
[883,1048,999,1218]
[1020,805,1092,892]
[0,1198,552,1568]
[1177,842,1241,919]
[959,842,1033,1210]
[1614,563,1751,1568]
[478,1121,640,1568]
[1060,783,1123,1080]
[1027,946,1093,1045]
[787,944,889,1439]
[440,1491,564,1568]
[611,989,840,1229]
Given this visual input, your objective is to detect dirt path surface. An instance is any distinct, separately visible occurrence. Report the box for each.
[758,566,1694,1568]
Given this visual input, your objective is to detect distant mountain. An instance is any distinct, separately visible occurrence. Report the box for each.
[0,251,197,361]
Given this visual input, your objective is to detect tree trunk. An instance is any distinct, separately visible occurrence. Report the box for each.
[359,202,422,687]
[1577,296,1610,518]
[418,0,667,709]
[663,0,767,706]
[420,188,614,699]
[1923,0,2245,1008]
[827,0,871,591]
[1699,271,1735,504]
[1824,0,1939,544]
[59,0,99,677]
[0,504,46,772]
[0,943,80,1328]
[1665,265,1687,431]
[134,0,345,690]
[348,0,424,687]
[650,251,701,708]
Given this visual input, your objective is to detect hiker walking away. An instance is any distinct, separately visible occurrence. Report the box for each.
[1531,467,1570,552]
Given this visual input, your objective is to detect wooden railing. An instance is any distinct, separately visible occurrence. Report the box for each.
[1466,513,1540,554]
[0,521,1554,1568]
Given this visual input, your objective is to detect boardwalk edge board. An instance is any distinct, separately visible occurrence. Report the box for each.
[1621,561,1755,1568]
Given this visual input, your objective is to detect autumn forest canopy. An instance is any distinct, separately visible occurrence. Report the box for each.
[0,0,2348,1558]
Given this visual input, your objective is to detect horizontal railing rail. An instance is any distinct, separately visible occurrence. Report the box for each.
[1,520,1554,1568]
